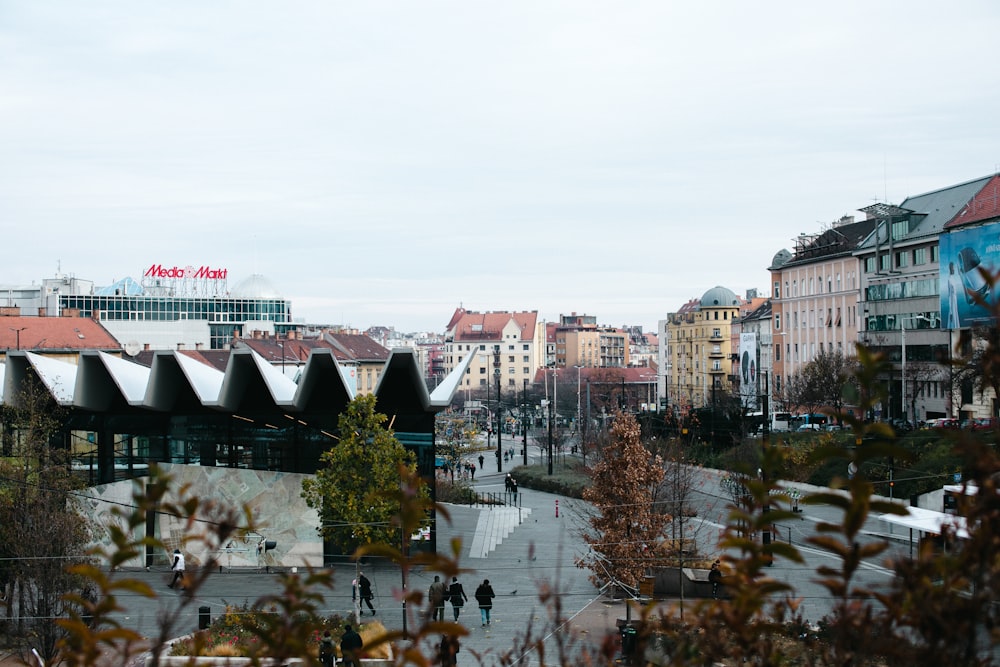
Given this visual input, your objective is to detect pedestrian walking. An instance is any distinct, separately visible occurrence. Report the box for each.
[168,549,185,589]
[437,633,460,666]
[510,477,518,495]
[428,575,448,621]
[448,576,468,621]
[478,454,484,469]
[318,629,335,667]
[358,571,375,615]
[504,474,513,493]
[474,578,495,626]
[709,560,722,599]
[469,463,475,480]
[340,623,363,667]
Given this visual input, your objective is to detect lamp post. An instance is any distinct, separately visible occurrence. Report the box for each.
[522,378,528,466]
[494,348,502,472]
[8,326,27,350]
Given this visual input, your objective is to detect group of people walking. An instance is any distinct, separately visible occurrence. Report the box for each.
[428,576,495,627]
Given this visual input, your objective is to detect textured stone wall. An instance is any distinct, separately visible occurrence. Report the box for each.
[81,464,323,570]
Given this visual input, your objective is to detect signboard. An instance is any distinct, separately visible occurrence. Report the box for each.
[142,263,230,297]
[739,332,759,410]
[939,223,1000,328]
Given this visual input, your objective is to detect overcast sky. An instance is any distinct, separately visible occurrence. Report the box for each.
[2,2,998,333]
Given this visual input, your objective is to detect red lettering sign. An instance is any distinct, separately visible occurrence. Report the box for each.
[144,264,228,279]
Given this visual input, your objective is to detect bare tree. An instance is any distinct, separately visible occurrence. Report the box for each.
[0,375,92,663]
[785,350,859,421]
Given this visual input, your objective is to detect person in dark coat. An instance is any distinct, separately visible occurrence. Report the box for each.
[709,560,723,599]
[474,579,495,626]
[318,629,335,667]
[448,576,468,621]
[437,633,460,666]
[358,571,375,615]
[340,624,363,667]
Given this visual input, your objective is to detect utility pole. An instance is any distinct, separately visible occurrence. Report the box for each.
[522,378,528,466]
[494,348,502,472]
[761,371,772,565]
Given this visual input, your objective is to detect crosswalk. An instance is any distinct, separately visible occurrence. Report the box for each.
[468,505,532,558]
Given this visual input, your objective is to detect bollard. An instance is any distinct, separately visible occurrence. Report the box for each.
[199,606,211,630]
[555,499,559,517]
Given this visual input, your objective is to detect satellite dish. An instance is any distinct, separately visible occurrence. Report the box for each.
[124,340,141,357]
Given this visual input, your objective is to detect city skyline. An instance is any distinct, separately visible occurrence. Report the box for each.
[3,3,998,332]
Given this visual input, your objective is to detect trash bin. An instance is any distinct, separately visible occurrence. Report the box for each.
[199,606,211,630]
[620,625,638,664]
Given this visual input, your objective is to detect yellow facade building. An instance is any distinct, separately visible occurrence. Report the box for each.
[662,286,743,410]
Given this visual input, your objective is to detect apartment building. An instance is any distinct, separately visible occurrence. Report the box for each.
[441,308,544,393]
[554,313,630,368]
[660,286,743,411]
[855,176,995,423]
[769,216,876,406]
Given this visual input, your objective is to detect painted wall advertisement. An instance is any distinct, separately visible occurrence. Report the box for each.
[739,332,759,410]
[939,223,1000,329]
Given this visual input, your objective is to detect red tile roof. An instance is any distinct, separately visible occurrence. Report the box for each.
[448,310,538,342]
[945,174,1000,229]
[0,315,120,352]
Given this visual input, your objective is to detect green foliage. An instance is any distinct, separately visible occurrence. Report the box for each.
[301,394,429,553]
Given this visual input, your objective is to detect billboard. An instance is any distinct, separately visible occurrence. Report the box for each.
[739,332,759,410]
[939,223,1000,328]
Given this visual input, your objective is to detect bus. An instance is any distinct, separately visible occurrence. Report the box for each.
[771,412,792,432]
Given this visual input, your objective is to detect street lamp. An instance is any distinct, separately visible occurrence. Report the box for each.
[494,348,502,472]
[8,326,27,350]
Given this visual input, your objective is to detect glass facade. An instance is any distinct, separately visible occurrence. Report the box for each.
[60,294,293,349]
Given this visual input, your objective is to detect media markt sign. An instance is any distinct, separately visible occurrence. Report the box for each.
[142,263,230,297]
[144,264,229,280]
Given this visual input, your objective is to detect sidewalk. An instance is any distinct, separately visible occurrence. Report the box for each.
[45,459,621,666]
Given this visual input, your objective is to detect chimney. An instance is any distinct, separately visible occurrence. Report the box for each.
[92,309,101,321]
[37,307,47,317]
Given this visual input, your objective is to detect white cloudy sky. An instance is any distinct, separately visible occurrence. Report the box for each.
[2,2,998,333]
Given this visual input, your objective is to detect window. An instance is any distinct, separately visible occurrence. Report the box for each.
[508,355,514,363]
[774,281,780,298]
[775,375,781,393]
[775,313,781,330]
[913,247,927,265]
[879,254,891,271]
[895,251,909,268]
[794,343,799,361]
[793,280,797,295]
[817,276,823,293]
[930,244,939,263]
[865,257,876,273]
[836,273,841,291]
[891,219,909,239]
[775,345,781,361]
[523,355,529,362]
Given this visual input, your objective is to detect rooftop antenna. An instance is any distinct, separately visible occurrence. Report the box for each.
[883,154,888,204]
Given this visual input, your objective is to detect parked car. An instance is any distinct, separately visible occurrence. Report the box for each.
[972,417,998,431]
[797,423,822,432]
[931,418,960,429]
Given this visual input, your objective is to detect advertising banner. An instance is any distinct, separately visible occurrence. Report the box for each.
[739,332,759,410]
[939,223,1000,328]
